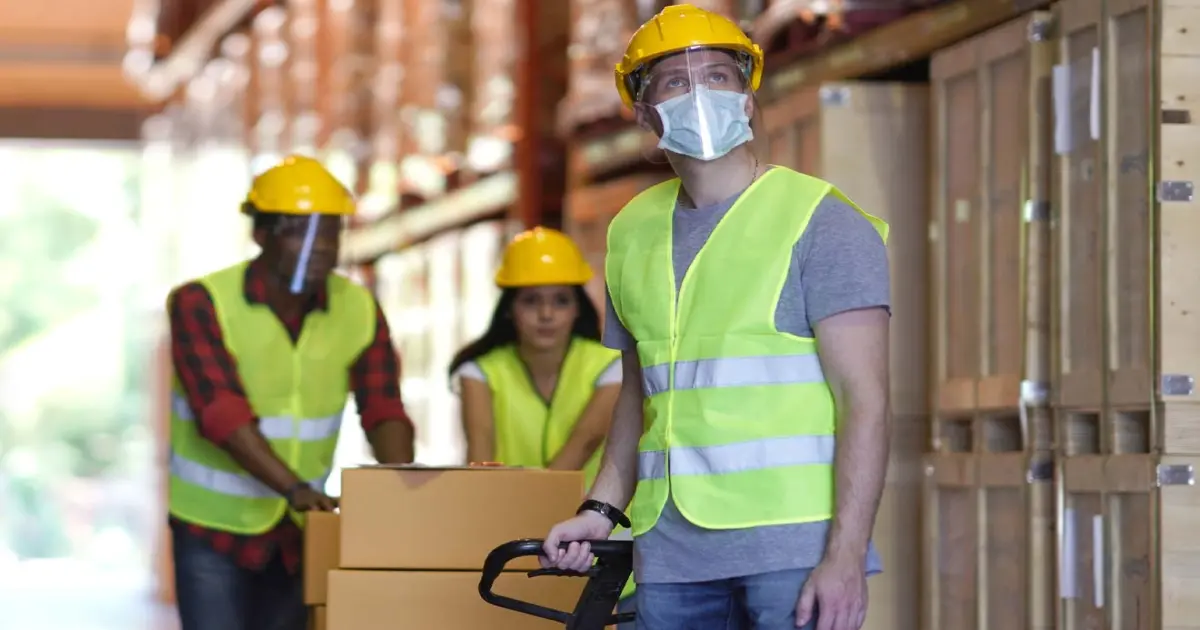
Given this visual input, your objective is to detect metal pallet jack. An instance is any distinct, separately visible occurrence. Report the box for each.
[479,539,635,629]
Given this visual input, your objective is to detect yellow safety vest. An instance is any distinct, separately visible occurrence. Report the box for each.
[605,167,888,535]
[167,261,376,534]
[475,338,635,599]
[476,338,619,486]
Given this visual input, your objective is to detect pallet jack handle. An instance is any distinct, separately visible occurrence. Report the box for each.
[478,538,634,630]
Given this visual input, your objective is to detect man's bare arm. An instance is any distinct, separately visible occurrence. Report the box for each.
[816,306,890,562]
[584,350,644,509]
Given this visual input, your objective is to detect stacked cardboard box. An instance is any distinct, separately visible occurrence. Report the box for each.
[303,465,587,629]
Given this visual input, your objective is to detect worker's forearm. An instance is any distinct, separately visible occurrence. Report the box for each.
[224,425,303,495]
[825,404,889,561]
[585,383,642,509]
[547,433,604,470]
[368,420,415,464]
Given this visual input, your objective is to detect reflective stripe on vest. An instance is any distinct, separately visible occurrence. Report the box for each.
[169,452,329,499]
[171,392,342,442]
[636,434,837,480]
[640,353,825,397]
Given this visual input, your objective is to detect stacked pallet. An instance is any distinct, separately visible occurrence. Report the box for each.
[925,10,1056,630]
[763,81,929,630]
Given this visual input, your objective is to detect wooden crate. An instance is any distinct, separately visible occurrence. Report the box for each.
[1157,0,1200,450]
[931,10,1056,418]
[559,0,639,134]
[764,81,930,417]
[563,173,669,313]
[863,413,925,630]
[468,0,517,171]
[923,451,1055,630]
[251,6,291,156]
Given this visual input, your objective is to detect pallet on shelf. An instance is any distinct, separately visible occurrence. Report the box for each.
[930,9,1056,420]
[922,448,1055,630]
[763,81,930,418]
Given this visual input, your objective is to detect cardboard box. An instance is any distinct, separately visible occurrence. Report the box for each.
[327,569,585,630]
[303,512,341,604]
[339,466,583,570]
[308,606,326,630]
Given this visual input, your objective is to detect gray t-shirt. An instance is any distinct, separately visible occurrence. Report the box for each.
[603,186,890,584]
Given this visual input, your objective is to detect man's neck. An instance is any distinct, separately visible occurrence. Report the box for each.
[671,146,758,208]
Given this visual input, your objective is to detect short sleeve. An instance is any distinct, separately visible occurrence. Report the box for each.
[449,360,486,395]
[594,358,623,387]
[798,196,891,326]
[602,285,636,351]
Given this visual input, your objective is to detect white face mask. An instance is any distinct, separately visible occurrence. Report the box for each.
[653,86,754,161]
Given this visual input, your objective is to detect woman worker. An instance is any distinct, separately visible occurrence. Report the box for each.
[450,226,619,482]
[449,226,635,622]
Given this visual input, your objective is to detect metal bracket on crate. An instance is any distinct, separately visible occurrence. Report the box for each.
[1026,16,1056,43]
[818,85,850,107]
[1020,380,1051,406]
[1156,464,1195,487]
[1026,459,1054,484]
[1022,201,1050,223]
[1156,181,1194,203]
[1161,373,1195,397]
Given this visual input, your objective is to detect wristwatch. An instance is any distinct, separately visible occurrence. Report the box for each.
[577,499,631,529]
[282,481,309,505]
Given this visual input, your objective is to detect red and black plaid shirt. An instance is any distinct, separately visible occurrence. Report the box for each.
[167,259,410,574]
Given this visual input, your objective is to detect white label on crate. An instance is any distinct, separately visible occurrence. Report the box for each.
[1092,514,1105,609]
[954,199,970,223]
[1060,508,1077,598]
[1052,64,1072,155]
[1089,47,1102,140]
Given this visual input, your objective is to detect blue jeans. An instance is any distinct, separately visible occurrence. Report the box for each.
[633,569,817,630]
[171,522,307,630]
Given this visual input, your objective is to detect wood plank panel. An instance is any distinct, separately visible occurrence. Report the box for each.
[932,11,1055,421]
[1053,0,1104,408]
[1104,0,1153,408]
[764,82,930,417]
[1157,0,1200,451]
[924,451,1054,630]
[1059,454,1157,630]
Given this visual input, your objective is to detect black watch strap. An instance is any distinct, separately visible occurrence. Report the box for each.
[577,499,631,529]
[282,481,308,504]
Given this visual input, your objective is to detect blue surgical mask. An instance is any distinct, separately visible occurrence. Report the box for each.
[654,87,754,161]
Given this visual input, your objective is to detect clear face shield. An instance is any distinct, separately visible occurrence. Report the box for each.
[634,47,759,161]
[268,213,345,295]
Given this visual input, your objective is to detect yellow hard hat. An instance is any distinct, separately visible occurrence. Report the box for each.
[494,227,593,288]
[242,154,356,216]
[614,4,764,109]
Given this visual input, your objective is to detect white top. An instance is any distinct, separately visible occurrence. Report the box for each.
[451,357,622,394]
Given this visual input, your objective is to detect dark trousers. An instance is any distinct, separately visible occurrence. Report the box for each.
[171,522,307,630]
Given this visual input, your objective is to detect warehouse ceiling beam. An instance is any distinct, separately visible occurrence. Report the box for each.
[340,171,518,265]
[124,0,258,102]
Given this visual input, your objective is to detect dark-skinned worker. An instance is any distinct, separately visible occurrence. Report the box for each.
[166,154,415,630]
[539,5,891,630]
[448,226,636,616]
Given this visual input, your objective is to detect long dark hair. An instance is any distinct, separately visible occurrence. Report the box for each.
[448,285,602,377]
